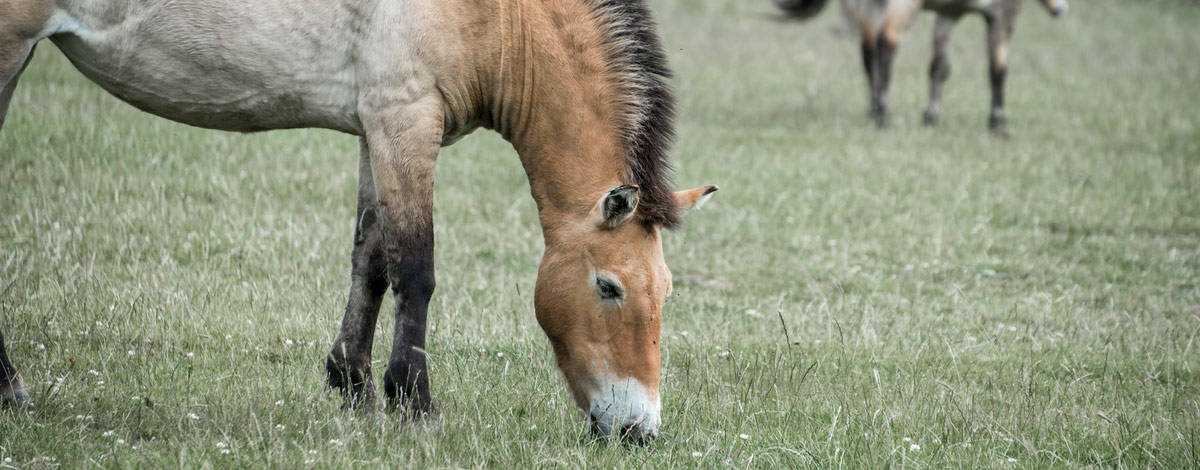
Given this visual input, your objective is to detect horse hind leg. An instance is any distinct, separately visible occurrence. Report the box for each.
[923,15,957,126]
[327,138,390,410]
[873,0,922,128]
[986,12,1017,135]
[0,330,32,405]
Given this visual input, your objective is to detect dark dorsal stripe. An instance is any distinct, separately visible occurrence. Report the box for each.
[589,0,680,229]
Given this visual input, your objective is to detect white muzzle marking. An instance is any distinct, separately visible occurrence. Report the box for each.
[588,377,660,441]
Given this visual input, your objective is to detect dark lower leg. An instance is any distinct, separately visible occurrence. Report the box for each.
[861,39,881,121]
[327,140,388,409]
[989,63,1007,132]
[0,330,30,404]
[924,17,956,125]
[873,33,897,128]
[381,231,436,417]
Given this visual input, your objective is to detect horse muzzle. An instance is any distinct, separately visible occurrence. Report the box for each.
[587,377,661,444]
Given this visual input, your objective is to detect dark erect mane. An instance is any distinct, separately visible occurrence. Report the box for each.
[589,0,681,229]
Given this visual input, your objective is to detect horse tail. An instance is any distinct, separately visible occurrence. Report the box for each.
[773,0,832,20]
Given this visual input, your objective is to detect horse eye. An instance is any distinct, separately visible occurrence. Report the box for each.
[595,277,623,300]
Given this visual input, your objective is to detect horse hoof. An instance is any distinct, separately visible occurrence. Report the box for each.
[923,111,938,126]
[2,387,32,406]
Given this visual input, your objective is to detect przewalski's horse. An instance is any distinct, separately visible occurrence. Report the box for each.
[0,0,718,441]
[776,0,1069,132]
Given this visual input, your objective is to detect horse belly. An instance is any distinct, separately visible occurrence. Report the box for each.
[46,1,366,134]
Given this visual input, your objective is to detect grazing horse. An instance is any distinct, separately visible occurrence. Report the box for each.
[776,0,1069,132]
[0,0,718,441]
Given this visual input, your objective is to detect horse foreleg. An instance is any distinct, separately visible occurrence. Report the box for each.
[923,15,957,126]
[326,138,389,410]
[0,330,31,405]
[986,9,1018,134]
[362,97,443,419]
[874,0,922,128]
[0,41,36,133]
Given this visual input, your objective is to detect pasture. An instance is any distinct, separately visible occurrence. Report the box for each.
[1,0,1198,467]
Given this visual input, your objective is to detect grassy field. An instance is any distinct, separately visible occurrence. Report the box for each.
[2,0,1199,467]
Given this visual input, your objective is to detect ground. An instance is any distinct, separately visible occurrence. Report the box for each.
[1,0,1198,468]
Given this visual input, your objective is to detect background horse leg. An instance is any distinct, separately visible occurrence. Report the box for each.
[986,5,1019,134]
[855,15,881,122]
[0,330,31,405]
[874,0,922,128]
[0,41,37,133]
[923,15,957,125]
[362,97,443,419]
[326,139,389,410]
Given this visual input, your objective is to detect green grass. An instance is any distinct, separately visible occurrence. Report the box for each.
[2,0,1199,467]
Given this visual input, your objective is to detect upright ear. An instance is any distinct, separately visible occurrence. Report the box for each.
[596,185,639,229]
[674,185,719,216]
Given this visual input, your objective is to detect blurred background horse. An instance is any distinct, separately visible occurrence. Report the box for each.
[776,0,1068,133]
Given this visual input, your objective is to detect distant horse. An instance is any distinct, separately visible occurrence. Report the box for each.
[0,0,717,441]
[776,0,1068,132]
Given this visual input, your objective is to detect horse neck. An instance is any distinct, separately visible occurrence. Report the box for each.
[487,0,630,238]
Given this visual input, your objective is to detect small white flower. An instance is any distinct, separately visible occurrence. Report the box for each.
[275,424,285,431]
[89,369,101,376]
[680,331,689,337]
[497,352,504,358]
[131,396,141,401]
[285,339,294,346]
[720,351,730,357]
[1007,457,1017,463]
[97,380,105,386]
[186,413,200,420]
[216,442,227,448]
[127,350,135,357]
[909,444,920,452]
[328,439,343,447]
[225,335,232,340]
[738,433,750,440]
[692,452,703,458]
[103,430,115,437]
[903,437,911,442]
[3,457,11,464]
[308,450,319,455]
[116,439,126,445]
[220,449,231,454]
[275,400,285,406]
[186,352,194,360]
[37,344,45,351]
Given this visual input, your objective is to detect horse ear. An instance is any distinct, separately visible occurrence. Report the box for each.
[597,185,639,229]
[674,185,719,216]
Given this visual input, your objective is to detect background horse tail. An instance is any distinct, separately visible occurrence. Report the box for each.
[773,0,832,20]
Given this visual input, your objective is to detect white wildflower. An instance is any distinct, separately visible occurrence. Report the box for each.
[216,442,227,448]
[37,344,45,351]
[187,413,200,420]
[328,439,343,447]
[692,452,703,458]
[739,434,750,440]
[275,424,285,431]
[127,350,135,357]
[102,430,115,437]
[89,369,100,376]
[285,339,294,346]
[186,352,194,360]
[116,439,126,445]
[275,400,285,406]
[909,444,920,452]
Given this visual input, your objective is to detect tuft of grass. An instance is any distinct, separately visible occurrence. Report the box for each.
[2,0,1199,467]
